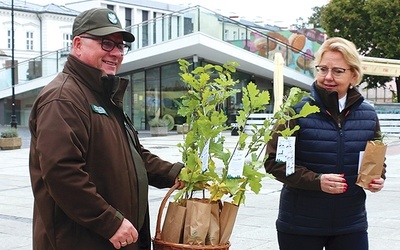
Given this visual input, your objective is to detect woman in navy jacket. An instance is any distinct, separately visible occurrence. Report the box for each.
[265,37,386,250]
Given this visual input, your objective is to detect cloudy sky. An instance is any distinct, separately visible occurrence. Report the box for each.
[27,0,329,27]
[156,0,330,26]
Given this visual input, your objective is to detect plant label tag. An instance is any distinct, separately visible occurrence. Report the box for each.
[358,151,365,174]
[276,136,296,176]
[201,139,210,172]
[227,149,246,179]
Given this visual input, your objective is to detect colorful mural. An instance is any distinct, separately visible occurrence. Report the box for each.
[228,28,326,77]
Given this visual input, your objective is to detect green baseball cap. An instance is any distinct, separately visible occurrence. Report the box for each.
[73,8,135,42]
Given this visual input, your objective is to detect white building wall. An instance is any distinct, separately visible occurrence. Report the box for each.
[0,0,186,71]
[40,14,75,52]
[0,0,185,84]
[66,2,102,13]
[0,10,41,61]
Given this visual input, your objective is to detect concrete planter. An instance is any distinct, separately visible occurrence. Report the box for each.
[0,137,22,150]
[150,126,168,136]
[176,124,190,134]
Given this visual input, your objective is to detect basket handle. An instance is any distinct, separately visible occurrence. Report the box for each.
[155,182,180,241]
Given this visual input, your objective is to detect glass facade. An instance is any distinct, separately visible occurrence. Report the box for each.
[131,71,146,130]
[126,62,189,130]
[160,63,186,126]
[122,60,276,131]
[0,57,278,127]
[145,67,160,125]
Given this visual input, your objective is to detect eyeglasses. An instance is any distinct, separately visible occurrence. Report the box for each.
[79,36,130,55]
[315,65,351,78]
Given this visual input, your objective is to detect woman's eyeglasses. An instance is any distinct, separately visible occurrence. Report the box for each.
[315,65,351,78]
[79,36,130,55]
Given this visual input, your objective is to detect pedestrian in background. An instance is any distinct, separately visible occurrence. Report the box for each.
[265,37,386,250]
[29,8,183,249]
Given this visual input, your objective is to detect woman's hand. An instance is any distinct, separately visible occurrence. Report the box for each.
[320,173,348,194]
[365,178,384,193]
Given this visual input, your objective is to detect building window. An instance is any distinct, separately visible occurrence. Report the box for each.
[224,29,229,40]
[233,31,237,40]
[168,15,172,40]
[7,30,11,49]
[176,16,181,37]
[142,10,149,47]
[125,8,132,27]
[26,32,33,50]
[162,14,165,41]
[142,10,149,22]
[106,5,114,11]
[241,32,245,40]
[153,12,157,44]
[63,33,72,50]
[183,17,193,35]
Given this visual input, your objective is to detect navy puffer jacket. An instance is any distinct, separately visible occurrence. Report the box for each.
[276,84,377,235]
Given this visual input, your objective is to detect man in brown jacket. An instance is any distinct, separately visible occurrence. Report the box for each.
[29,8,183,249]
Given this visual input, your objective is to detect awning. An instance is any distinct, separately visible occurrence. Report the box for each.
[361,57,400,77]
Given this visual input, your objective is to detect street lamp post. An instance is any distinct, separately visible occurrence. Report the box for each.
[10,0,17,128]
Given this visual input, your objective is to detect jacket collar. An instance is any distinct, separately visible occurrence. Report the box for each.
[63,55,128,108]
[311,81,364,117]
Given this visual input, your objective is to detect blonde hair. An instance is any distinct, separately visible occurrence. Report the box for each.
[313,37,363,85]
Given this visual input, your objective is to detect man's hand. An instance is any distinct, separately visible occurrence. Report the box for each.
[109,218,138,249]
[175,178,185,190]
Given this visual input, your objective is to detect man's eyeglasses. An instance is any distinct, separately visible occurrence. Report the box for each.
[315,65,351,78]
[79,36,130,55]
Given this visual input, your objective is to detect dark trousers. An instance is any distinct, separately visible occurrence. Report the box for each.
[277,231,368,250]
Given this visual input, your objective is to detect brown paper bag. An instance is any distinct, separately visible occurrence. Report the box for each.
[356,140,387,189]
[183,199,211,245]
[161,202,186,243]
[219,201,239,244]
[205,201,220,245]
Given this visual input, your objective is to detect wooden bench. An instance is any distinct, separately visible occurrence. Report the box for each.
[243,113,274,135]
[241,113,400,138]
[377,113,400,138]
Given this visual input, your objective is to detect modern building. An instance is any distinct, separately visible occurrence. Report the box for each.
[0,0,341,129]
[0,0,190,126]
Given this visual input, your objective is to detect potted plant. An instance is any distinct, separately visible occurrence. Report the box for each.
[152,60,319,249]
[0,128,22,150]
[149,109,169,136]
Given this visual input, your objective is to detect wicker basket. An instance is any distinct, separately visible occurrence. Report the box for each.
[152,183,231,250]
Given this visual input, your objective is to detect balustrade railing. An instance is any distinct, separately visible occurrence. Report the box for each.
[0,6,314,92]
